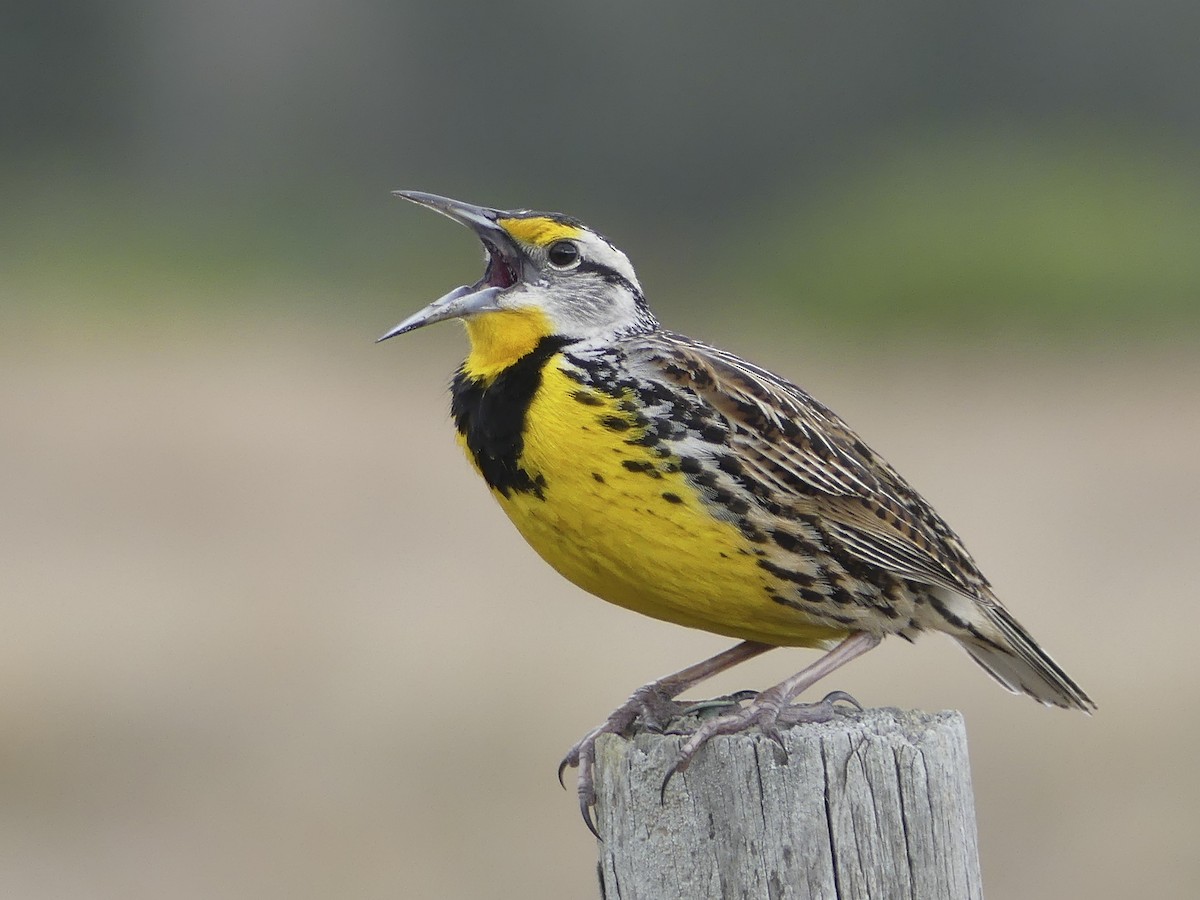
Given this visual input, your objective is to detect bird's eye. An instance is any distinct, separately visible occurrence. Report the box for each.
[546,240,581,269]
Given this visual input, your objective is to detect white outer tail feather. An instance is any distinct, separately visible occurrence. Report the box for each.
[931,587,1095,712]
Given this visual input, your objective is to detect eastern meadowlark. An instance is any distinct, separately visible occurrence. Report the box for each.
[379,191,1094,834]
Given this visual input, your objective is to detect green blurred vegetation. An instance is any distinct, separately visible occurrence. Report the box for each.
[5,128,1197,343]
[2,3,1198,343]
[739,129,1200,338]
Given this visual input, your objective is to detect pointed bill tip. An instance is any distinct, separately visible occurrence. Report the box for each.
[375,324,409,343]
[376,285,502,345]
[390,189,466,211]
[390,190,501,231]
[391,189,452,212]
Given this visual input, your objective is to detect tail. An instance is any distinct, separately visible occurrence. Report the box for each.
[963,605,1095,711]
[935,588,1095,711]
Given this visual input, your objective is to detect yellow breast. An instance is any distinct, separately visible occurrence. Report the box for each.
[461,357,844,648]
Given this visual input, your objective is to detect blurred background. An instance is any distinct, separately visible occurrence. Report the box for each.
[3,2,1199,897]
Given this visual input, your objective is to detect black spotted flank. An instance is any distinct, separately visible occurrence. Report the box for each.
[451,335,574,498]
[770,528,803,552]
[622,460,662,478]
[716,454,744,476]
[600,415,631,432]
[572,390,604,406]
[624,429,660,447]
[738,520,770,543]
[661,492,683,504]
[756,558,818,587]
[711,488,750,515]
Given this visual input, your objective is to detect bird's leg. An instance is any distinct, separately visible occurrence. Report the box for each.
[661,631,881,792]
[560,640,774,837]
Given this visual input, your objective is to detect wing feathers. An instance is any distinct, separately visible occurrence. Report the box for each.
[619,329,1093,711]
[643,331,990,600]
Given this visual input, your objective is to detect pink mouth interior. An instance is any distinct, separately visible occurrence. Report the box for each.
[481,241,517,289]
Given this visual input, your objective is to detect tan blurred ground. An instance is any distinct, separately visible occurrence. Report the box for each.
[2,306,1198,899]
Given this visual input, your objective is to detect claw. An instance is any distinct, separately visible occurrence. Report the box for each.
[580,796,600,840]
[820,689,863,711]
[761,722,789,763]
[660,756,685,804]
[558,725,599,790]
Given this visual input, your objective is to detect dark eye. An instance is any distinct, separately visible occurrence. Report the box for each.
[546,240,580,269]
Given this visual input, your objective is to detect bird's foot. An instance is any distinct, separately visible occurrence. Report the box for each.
[556,639,781,837]
[777,689,862,724]
[558,682,692,838]
[660,689,862,798]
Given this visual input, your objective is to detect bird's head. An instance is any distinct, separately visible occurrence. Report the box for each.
[379,192,657,376]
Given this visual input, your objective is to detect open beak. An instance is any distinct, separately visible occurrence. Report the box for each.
[377,191,522,342]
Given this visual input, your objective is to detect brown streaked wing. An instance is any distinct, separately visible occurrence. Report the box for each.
[642,331,992,599]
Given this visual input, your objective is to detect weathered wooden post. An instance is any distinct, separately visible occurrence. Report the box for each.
[593,708,981,899]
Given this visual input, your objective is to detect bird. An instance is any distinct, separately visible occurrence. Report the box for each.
[378,190,1094,836]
